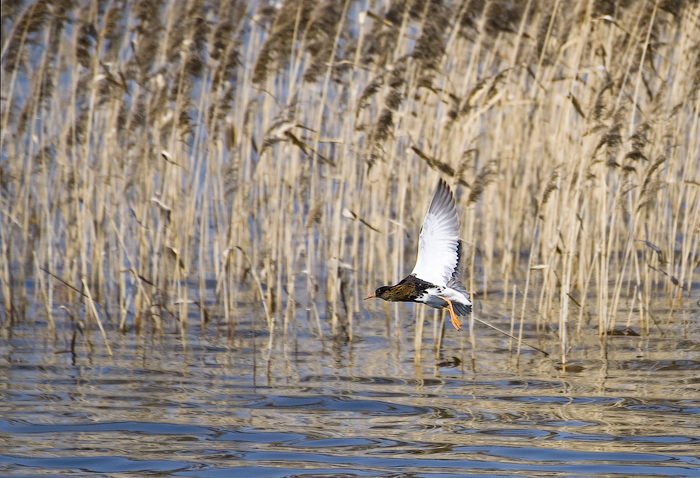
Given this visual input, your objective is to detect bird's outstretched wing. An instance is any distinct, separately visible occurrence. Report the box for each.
[410,179,459,287]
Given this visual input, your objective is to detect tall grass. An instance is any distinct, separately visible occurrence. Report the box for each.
[1,0,698,362]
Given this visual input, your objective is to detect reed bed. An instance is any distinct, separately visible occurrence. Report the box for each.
[1,0,698,362]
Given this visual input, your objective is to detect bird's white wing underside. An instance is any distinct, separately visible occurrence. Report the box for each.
[410,180,459,287]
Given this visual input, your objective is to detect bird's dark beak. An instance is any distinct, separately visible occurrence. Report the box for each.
[364,293,376,300]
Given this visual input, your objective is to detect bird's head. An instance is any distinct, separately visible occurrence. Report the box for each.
[365,286,393,301]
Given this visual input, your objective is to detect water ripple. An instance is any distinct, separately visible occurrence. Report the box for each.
[2,318,699,477]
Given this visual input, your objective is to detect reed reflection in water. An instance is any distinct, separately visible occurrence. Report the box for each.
[2,298,699,477]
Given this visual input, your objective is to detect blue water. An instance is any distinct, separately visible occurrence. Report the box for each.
[1,304,699,477]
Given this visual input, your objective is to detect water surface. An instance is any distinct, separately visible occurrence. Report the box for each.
[2,300,699,477]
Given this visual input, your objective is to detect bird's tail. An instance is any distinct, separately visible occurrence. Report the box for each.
[446,277,472,316]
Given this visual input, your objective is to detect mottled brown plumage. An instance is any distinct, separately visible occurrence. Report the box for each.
[371,275,443,304]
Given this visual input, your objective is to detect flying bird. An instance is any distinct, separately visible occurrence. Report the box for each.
[365,179,472,329]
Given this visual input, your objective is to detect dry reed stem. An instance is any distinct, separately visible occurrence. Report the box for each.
[82,278,112,356]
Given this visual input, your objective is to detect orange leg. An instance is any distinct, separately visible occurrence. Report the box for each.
[440,296,462,330]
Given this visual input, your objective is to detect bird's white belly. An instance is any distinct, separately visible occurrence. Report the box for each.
[417,286,471,310]
[417,287,448,308]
